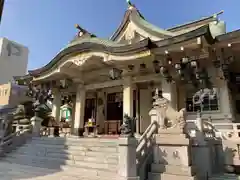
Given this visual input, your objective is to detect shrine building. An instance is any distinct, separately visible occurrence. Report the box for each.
[14,3,240,136]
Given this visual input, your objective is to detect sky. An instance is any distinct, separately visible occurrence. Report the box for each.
[0,0,240,71]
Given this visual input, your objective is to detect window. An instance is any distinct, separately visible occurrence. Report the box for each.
[186,87,219,112]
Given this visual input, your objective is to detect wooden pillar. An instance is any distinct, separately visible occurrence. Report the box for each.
[73,84,86,136]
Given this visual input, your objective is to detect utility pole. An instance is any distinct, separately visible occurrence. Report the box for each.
[0,0,4,24]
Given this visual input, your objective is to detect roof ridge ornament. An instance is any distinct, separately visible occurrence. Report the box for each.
[213,10,224,19]
[74,24,96,38]
[213,10,224,18]
[126,0,145,19]
[126,0,135,9]
[75,24,88,37]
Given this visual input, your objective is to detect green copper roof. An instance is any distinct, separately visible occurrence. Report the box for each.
[67,37,127,49]
[135,16,175,37]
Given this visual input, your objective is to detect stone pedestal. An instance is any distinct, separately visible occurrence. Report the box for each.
[149,128,197,180]
[118,136,139,180]
[30,116,43,137]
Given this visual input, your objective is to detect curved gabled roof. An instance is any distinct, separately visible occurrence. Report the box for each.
[28,24,215,77]
[28,38,152,76]
[167,11,224,32]
[26,2,219,78]
[155,25,215,48]
[110,5,175,41]
[215,29,240,42]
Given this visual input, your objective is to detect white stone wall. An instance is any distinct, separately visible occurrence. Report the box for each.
[0,38,29,85]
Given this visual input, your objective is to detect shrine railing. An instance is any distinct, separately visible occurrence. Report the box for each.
[0,124,32,155]
[210,122,240,140]
[136,121,158,180]
[199,120,240,140]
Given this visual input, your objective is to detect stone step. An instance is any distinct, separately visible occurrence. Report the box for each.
[0,162,116,180]
[21,142,118,152]
[14,145,118,158]
[210,174,240,180]
[4,153,118,171]
[149,172,196,180]
[31,136,118,145]
[10,148,118,164]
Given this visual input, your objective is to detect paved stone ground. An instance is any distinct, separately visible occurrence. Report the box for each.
[0,161,115,180]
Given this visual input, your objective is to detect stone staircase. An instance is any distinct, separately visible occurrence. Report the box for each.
[0,136,119,180]
[209,174,240,180]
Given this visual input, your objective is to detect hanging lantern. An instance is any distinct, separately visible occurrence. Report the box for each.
[128,64,134,71]
[190,60,198,68]
[140,63,146,70]
[221,63,230,80]
[109,68,122,80]
[153,60,160,73]
[174,63,181,70]
[166,55,172,65]
[182,57,189,64]
[160,66,168,77]
[213,56,221,68]
[174,63,182,75]
[60,78,73,89]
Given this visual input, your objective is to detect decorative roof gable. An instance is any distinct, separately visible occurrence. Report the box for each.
[110,1,175,42]
[110,1,224,43]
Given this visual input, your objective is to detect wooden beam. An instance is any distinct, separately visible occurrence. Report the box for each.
[85,79,123,90]
[85,74,162,90]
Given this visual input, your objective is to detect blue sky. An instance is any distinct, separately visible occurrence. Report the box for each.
[0,0,239,71]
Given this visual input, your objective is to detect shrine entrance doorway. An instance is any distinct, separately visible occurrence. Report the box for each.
[84,98,96,126]
[105,92,123,134]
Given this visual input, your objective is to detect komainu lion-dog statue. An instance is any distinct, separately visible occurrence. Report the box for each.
[152,89,186,130]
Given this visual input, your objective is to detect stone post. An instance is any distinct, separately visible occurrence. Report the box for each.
[196,111,203,132]
[30,116,43,137]
[118,136,139,180]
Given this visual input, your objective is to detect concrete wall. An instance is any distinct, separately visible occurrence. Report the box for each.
[0,38,29,85]
[0,83,31,106]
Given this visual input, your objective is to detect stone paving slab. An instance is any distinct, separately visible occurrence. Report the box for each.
[0,162,116,180]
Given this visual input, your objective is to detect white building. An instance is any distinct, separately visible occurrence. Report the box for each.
[0,37,29,85]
